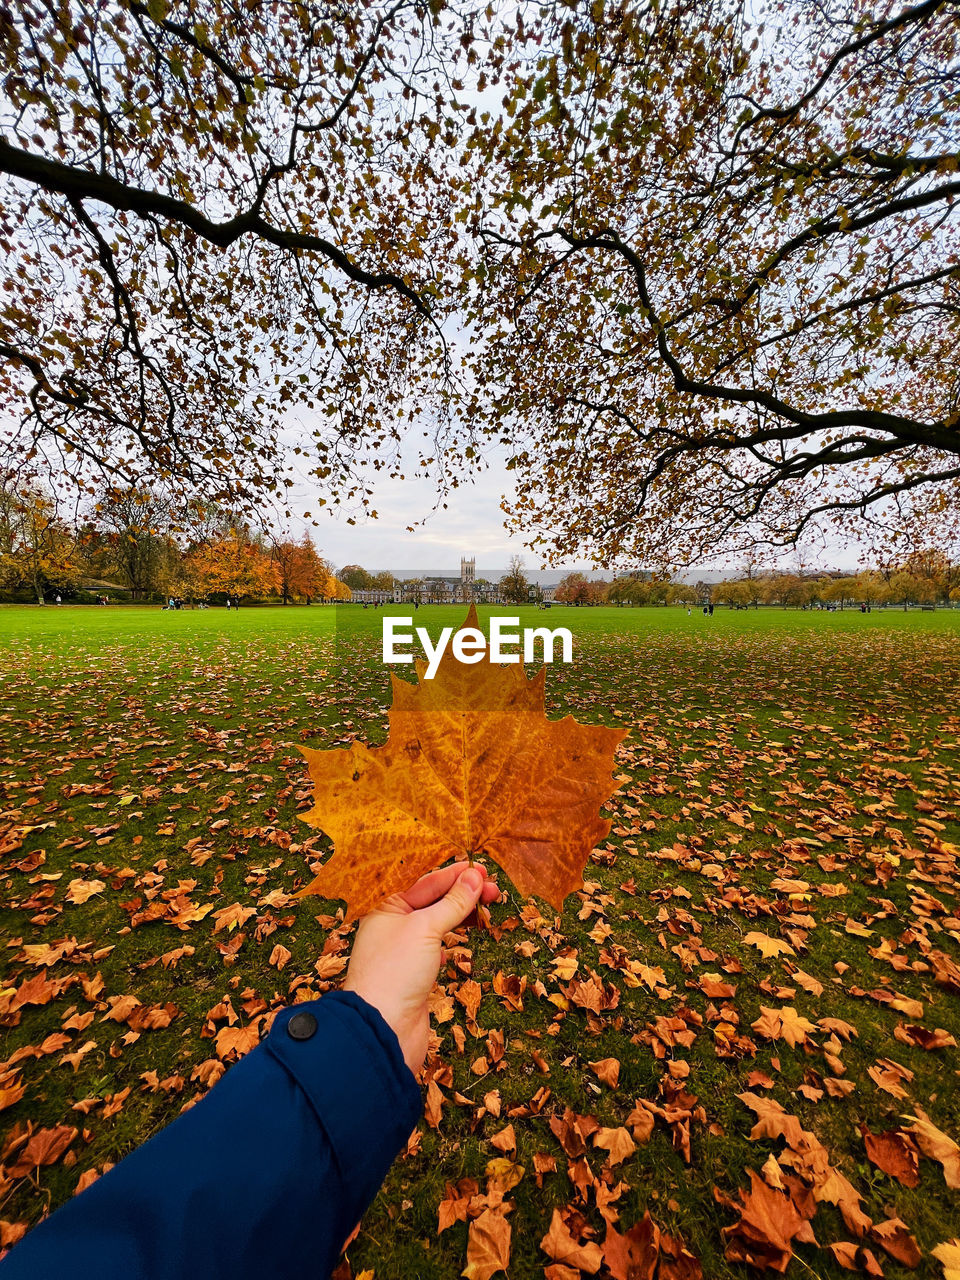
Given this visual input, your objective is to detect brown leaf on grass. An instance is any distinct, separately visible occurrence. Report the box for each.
[929,951,960,996]
[0,1222,27,1248]
[73,1167,103,1196]
[438,1177,479,1233]
[462,1207,511,1280]
[860,1126,920,1187]
[211,902,257,934]
[894,1023,957,1051]
[214,1022,260,1060]
[567,1156,594,1202]
[268,944,292,970]
[64,878,106,904]
[743,933,796,959]
[722,1171,806,1273]
[789,968,823,996]
[100,994,140,1023]
[595,1179,626,1226]
[818,1017,858,1041]
[603,1214,660,1280]
[624,1101,656,1146]
[594,1126,636,1167]
[588,1057,620,1088]
[868,1059,913,1099]
[828,1242,884,1275]
[903,1110,960,1188]
[540,1208,603,1274]
[932,1238,960,1280]
[127,1002,179,1032]
[549,1108,601,1158]
[870,1218,922,1268]
[159,944,195,969]
[59,1040,97,1072]
[6,1125,76,1176]
[424,1080,444,1131]
[489,1123,516,1154]
[0,1072,25,1112]
[296,606,626,918]
[491,970,525,1011]
[566,973,620,1014]
[699,973,737,999]
[737,1094,806,1148]
[659,1230,704,1280]
[751,1006,816,1048]
[5,971,63,1011]
[455,979,483,1027]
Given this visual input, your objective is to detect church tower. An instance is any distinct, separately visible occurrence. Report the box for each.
[460,556,475,585]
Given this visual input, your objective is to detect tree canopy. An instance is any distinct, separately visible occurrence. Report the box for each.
[0,0,464,511]
[464,0,960,566]
[2,0,959,567]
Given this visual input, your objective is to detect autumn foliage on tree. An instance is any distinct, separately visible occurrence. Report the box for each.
[271,534,337,604]
[185,531,279,602]
[0,487,76,604]
[555,573,609,606]
[464,0,960,566]
[0,0,461,511]
[83,487,180,601]
[498,555,529,604]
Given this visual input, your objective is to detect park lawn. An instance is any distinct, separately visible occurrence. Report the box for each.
[1,602,959,1278]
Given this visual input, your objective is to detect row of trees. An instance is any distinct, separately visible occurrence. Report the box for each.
[6,485,957,610]
[558,552,960,609]
[0,487,350,605]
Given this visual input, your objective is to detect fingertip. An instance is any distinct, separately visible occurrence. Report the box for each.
[461,866,484,894]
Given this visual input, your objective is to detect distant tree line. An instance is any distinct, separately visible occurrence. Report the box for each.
[0,485,350,605]
[8,482,957,612]
[562,555,960,609]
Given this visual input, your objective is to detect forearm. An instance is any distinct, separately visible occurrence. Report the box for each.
[0,992,421,1280]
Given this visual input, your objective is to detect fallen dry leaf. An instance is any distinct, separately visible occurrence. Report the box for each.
[903,1110,960,1188]
[933,1238,960,1280]
[870,1218,922,1268]
[603,1214,659,1280]
[743,933,796,959]
[462,1207,511,1280]
[860,1125,920,1187]
[594,1126,636,1167]
[722,1170,807,1273]
[541,1208,604,1274]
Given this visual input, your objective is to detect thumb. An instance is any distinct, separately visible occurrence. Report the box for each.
[422,866,485,937]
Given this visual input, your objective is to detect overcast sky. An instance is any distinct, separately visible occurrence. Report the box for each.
[275,441,872,577]
[282,448,593,575]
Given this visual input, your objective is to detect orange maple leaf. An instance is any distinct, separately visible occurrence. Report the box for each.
[296,607,626,918]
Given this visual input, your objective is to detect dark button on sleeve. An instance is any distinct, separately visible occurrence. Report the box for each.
[266,992,422,1198]
[286,1011,318,1041]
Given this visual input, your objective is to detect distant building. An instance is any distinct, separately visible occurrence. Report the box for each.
[349,587,394,603]
[391,557,483,603]
[347,557,492,604]
[349,557,567,605]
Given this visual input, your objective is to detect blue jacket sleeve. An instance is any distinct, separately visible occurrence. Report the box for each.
[0,991,422,1280]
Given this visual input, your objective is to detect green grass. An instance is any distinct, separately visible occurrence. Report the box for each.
[1,602,959,1277]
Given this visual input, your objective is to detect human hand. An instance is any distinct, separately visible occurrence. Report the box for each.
[342,862,500,1075]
